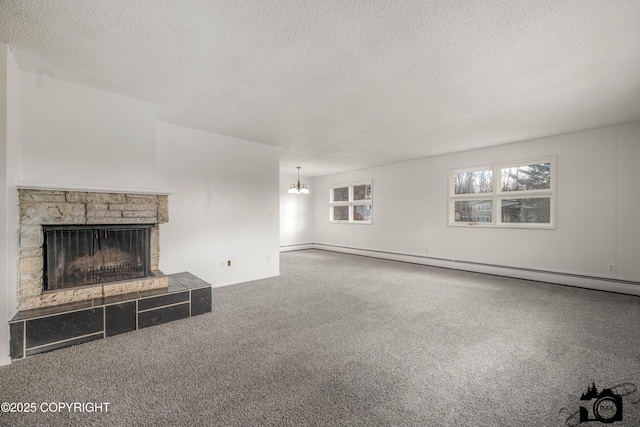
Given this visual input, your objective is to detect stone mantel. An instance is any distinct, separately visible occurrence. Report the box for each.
[17,188,170,310]
[16,181,177,196]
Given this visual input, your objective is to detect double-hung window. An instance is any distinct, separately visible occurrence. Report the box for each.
[330,181,372,224]
[449,157,555,228]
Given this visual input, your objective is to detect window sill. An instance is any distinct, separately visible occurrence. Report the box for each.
[330,221,373,225]
[448,222,556,230]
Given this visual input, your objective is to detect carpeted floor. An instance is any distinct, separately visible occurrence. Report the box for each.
[0,249,639,426]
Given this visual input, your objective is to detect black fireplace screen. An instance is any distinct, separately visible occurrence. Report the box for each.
[43,225,152,291]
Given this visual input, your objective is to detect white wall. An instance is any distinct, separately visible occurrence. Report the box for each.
[20,71,157,189]
[156,122,280,286]
[0,44,10,365]
[1,43,20,365]
[279,172,314,250]
[5,46,20,319]
[615,123,640,282]
[312,122,640,288]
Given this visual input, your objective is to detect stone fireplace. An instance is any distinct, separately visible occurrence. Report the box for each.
[18,188,170,310]
[11,187,212,361]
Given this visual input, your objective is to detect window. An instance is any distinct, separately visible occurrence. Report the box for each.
[449,157,555,228]
[330,182,372,224]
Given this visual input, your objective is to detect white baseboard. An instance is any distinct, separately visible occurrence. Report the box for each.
[279,244,313,252]
[212,272,281,288]
[311,244,640,296]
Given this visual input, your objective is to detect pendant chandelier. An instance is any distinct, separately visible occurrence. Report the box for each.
[288,166,309,194]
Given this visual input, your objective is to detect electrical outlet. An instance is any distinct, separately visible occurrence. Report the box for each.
[425,248,429,253]
[266,254,270,263]
[227,260,231,267]
[607,264,616,273]
[220,261,225,269]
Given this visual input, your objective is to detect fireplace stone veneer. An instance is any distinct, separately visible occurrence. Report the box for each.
[18,189,170,310]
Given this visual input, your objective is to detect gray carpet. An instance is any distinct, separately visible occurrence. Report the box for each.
[0,249,639,426]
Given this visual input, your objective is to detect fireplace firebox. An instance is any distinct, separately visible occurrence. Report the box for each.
[43,224,153,291]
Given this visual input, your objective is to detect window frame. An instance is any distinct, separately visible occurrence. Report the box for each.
[330,181,373,224]
[448,157,556,229]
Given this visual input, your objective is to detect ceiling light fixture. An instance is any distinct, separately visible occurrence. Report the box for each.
[288,167,309,194]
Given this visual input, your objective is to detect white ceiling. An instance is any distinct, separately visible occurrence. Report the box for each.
[1,1,639,177]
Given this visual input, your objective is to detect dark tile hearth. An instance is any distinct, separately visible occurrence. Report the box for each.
[138,303,191,329]
[26,308,104,349]
[191,287,213,317]
[105,302,137,337]
[27,334,104,358]
[137,291,189,311]
[9,272,212,360]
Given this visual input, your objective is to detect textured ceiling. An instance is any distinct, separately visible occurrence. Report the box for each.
[1,0,639,177]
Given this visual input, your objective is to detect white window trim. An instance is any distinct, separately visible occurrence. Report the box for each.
[448,156,556,229]
[330,181,373,224]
